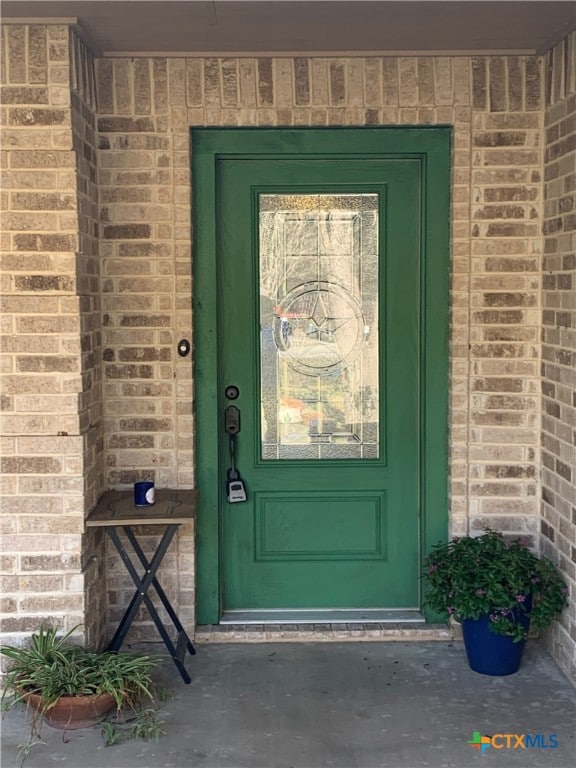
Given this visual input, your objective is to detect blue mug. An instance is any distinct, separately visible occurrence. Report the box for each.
[134,481,155,507]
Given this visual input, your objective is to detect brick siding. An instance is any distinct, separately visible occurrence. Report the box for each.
[1,27,106,649]
[1,25,87,644]
[95,54,544,635]
[70,31,108,651]
[541,32,576,683]
[0,21,574,681]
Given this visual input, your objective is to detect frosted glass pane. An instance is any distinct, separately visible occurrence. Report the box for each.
[259,194,379,460]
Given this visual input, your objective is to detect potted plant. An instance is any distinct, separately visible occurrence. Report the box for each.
[1,625,165,762]
[423,529,568,676]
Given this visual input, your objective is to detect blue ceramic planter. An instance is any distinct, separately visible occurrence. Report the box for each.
[461,599,532,676]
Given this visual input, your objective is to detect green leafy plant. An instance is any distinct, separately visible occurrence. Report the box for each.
[423,529,568,642]
[1,625,166,763]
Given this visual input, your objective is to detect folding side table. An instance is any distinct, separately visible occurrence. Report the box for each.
[86,489,198,683]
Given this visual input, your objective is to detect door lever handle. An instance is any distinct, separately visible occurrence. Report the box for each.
[224,405,241,436]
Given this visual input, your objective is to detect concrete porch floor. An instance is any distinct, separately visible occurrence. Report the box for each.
[1,640,575,768]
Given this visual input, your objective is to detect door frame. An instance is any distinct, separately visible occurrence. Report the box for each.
[192,127,451,626]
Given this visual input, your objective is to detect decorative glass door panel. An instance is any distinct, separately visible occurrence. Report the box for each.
[259,194,379,460]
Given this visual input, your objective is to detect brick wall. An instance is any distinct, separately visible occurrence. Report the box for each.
[1,20,573,677]
[541,31,576,683]
[96,58,195,641]
[69,32,107,650]
[93,52,546,641]
[0,25,105,647]
[467,60,543,537]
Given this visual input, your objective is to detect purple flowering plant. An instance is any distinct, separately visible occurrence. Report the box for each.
[423,529,568,642]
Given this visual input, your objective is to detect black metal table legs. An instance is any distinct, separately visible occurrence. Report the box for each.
[105,524,195,684]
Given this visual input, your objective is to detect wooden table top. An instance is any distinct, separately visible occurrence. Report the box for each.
[86,488,198,527]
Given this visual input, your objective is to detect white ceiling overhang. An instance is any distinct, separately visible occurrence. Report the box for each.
[2,0,575,57]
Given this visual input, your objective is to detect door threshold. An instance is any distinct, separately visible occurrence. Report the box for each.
[220,608,424,625]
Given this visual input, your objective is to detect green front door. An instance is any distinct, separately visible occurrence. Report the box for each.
[193,128,450,624]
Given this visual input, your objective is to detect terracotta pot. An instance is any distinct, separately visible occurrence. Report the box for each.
[24,691,116,730]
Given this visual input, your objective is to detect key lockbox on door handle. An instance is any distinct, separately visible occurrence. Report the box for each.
[224,404,247,502]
